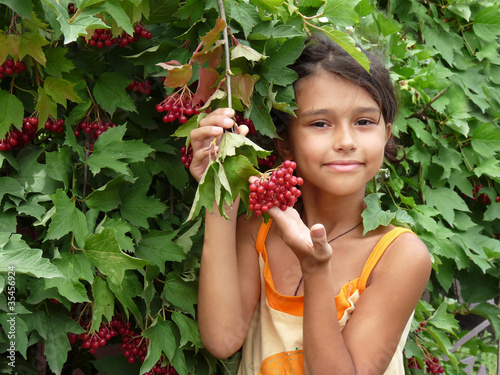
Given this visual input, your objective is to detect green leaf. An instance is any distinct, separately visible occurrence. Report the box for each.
[361,194,395,234]
[0,233,62,278]
[175,219,202,253]
[471,122,500,159]
[224,155,260,201]
[162,272,198,316]
[93,72,137,115]
[136,231,186,273]
[45,312,84,374]
[427,300,460,334]
[107,271,143,322]
[44,76,82,108]
[120,188,167,229]
[323,0,361,27]
[0,0,33,18]
[424,186,469,225]
[18,31,49,65]
[90,277,115,332]
[230,3,261,38]
[59,13,108,45]
[86,125,154,176]
[0,176,25,202]
[474,159,500,179]
[252,0,283,13]
[85,177,126,212]
[100,0,134,36]
[470,302,500,337]
[0,312,29,358]
[97,217,136,253]
[320,26,370,72]
[171,311,203,348]
[0,90,24,137]
[44,252,93,303]
[45,189,88,248]
[83,228,148,286]
[44,47,75,78]
[35,87,58,130]
[45,148,72,189]
[141,317,182,374]
[376,13,402,36]
[473,5,500,41]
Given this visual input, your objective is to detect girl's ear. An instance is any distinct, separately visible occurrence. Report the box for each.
[385,123,393,143]
[273,135,294,160]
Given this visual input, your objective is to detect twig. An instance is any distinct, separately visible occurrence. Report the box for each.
[409,87,449,120]
[217,0,232,109]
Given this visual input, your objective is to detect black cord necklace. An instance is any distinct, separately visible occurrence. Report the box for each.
[293,219,363,296]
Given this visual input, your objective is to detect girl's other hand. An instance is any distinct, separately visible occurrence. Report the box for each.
[189,108,249,182]
[264,201,333,273]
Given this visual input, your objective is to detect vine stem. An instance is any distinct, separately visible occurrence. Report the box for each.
[409,87,449,120]
[217,0,232,110]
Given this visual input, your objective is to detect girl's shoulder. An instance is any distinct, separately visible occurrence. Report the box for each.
[370,224,432,283]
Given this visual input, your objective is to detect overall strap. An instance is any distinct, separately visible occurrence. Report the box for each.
[256,219,273,256]
[358,227,415,294]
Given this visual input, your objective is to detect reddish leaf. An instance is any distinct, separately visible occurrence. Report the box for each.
[200,17,226,54]
[157,61,193,88]
[193,67,220,105]
[231,74,260,108]
[192,43,223,68]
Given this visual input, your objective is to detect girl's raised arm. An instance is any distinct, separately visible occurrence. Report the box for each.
[189,108,261,359]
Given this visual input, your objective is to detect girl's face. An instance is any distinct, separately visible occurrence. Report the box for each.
[278,70,392,199]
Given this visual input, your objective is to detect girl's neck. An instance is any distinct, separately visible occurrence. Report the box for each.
[299,191,366,234]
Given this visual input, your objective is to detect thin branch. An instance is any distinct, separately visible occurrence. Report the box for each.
[217,0,232,109]
[409,87,449,120]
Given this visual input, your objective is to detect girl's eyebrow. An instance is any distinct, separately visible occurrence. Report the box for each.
[300,106,381,118]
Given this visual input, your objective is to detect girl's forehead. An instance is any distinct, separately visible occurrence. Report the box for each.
[294,71,380,111]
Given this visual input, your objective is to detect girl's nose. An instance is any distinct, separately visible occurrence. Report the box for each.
[333,124,357,152]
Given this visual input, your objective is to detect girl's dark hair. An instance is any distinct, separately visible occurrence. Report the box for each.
[274,35,405,164]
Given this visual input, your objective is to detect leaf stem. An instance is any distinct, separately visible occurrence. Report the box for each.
[409,87,449,120]
[217,0,232,109]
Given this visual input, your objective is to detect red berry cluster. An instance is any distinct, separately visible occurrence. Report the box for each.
[0,117,38,151]
[81,23,152,49]
[68,3,76,15]
[156,91,201,125]
[414,320,426,334]
[0,58,26,80]
[180,145,193,169]
[248,160,303,216]
[68,317,178,374]
[258,154,279,168]
[44,117,65,134]
[234,113,256,135]
[74,119,116,140]
[472,184,499,205]
[126,80,152,96]
[424,356,444,374]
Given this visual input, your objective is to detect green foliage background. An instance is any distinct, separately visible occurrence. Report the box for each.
[0,0,498,374]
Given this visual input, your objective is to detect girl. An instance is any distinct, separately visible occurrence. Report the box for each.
[189,36,432,375]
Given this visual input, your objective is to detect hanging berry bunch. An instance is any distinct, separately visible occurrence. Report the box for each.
[0,58,26,80]
[44,117,65,134]
[126,79,153,96]
[180,145,193,169]
[74,118,117,151]
[471,184,499,205]
[156,85,202,125]
[248,160,303,216]
[81,23,152,49]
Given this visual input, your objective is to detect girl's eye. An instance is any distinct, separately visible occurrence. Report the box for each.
[356,119,376,126]
[311,121,329,128]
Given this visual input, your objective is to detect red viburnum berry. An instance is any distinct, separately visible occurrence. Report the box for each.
[248,160,303,216]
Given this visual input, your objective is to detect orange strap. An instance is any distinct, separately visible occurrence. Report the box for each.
[358,227,414,293]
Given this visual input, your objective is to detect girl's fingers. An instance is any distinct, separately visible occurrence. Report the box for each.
[309,224,333,262]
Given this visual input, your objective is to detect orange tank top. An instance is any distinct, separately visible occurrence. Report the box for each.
[237,220,415,375]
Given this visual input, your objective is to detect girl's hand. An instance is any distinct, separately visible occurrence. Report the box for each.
[189,108,248,182]
[265,202,334,274]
